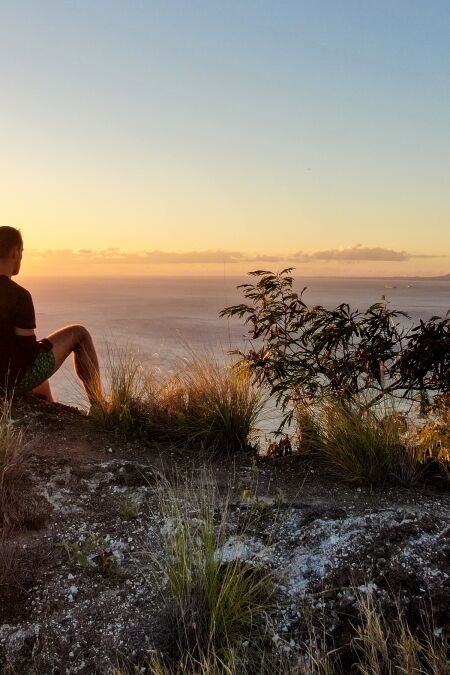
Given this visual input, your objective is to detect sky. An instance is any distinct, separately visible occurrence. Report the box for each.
[1,0,449,277]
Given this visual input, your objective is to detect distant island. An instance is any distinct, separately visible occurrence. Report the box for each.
[391,273,450,281]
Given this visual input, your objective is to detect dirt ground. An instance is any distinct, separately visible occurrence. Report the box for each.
[1,398,449,673]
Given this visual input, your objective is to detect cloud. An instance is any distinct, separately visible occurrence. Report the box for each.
[289,245,440,263]
[30,248,248,265]
[27,245,441,267]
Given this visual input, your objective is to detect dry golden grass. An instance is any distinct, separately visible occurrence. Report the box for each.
[154,357,265,454]
[353,592,449,675]
[90,349,264,454]
[0,396,27,528]
[88,346,153,435]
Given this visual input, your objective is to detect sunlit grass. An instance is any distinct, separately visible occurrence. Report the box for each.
[156,356,265,454]
[88,345,153,435]
[90,348,264,453]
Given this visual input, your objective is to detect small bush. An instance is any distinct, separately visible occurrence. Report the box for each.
[222,269,450,428]
[319,400,417,485]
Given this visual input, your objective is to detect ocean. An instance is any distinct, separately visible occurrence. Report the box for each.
[24,275,450,409]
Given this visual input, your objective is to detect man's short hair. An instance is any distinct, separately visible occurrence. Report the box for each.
[0,227,23,258]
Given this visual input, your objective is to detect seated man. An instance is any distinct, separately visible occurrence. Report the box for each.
[0,226,102,404]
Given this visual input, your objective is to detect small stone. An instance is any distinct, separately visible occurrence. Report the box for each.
[107,448,113,454]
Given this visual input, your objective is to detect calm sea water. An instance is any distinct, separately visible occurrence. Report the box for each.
[24,275,450,408]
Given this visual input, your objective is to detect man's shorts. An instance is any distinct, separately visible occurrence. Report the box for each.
[15,350,56,394]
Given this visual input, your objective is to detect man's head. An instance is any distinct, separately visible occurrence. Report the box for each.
[0,227,23,276]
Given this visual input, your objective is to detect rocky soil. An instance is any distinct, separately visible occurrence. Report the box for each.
[1,399,449,673]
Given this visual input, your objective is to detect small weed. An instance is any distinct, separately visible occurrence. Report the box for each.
[251,458,260,477]
[118,497,140,521]
[274,487,285,508]
[253,498,270,515]
[58,540,89,567]
[58,533,118,576]
[239,483,253,501]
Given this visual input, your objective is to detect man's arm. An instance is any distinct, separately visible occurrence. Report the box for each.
[15,327,36,337]
[15,288,37,339]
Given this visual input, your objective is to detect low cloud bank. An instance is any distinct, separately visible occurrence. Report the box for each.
[28,245,439,266]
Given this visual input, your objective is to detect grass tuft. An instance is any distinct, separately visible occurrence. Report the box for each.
[353,591,448,675]
[0,534,20,598]
[154,475,275,673]
[319,400,417,485]
[0,396,27,528]
[89,350,263,454]
[88,346,152,435]
[157,357,265,454]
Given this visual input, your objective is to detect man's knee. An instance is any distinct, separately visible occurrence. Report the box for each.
[71,324,91,343]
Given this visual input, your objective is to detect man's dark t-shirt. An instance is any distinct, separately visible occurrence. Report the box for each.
[0,275,39,388]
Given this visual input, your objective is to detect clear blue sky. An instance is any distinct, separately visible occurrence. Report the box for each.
[1,0,449,275]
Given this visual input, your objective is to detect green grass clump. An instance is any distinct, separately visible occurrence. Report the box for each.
[154,476,275,673]
[158,357,265,454]
[319,400,417,485]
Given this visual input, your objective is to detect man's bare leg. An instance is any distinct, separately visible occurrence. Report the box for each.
[31,380,55,403]
[47,325,103,404]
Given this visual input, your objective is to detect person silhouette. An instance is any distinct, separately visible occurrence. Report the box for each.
[0,226,103,404]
